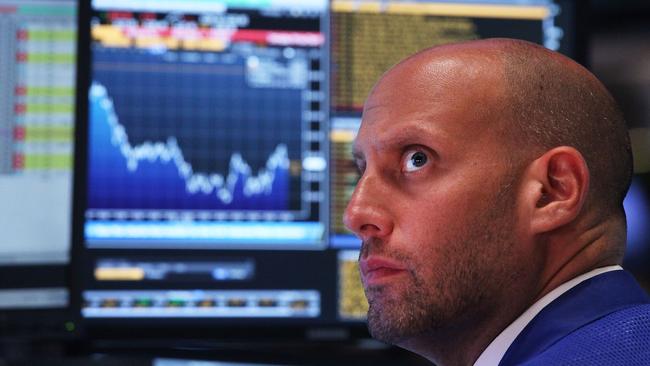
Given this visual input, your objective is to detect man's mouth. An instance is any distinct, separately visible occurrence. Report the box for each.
[359,256,407,286]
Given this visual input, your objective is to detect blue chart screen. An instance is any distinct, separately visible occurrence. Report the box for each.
[89,50,294,211]
[85,5,328,249]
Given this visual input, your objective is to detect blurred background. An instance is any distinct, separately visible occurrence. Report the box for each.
[0,0,648,365]
[590,0,650,287]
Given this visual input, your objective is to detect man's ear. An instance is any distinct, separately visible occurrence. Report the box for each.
[520,146,590,235]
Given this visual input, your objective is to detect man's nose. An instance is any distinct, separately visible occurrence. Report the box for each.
[343,174,394,242]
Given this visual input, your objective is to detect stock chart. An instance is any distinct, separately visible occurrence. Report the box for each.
[87,52,295,212]
[84,5,327,248]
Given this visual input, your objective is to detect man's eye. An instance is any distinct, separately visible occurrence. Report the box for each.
[403,150,428,172]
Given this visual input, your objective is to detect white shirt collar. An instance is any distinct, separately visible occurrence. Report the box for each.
[473,265,623,366]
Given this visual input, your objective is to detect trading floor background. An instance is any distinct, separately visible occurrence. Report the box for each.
[0,0,649,365]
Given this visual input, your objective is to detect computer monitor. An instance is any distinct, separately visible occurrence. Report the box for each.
[0,0,76,335]
[73,0,350,339]
[71,0,583,340]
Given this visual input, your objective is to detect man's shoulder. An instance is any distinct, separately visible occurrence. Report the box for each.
[523,303,650,365]
[500,270,650,366]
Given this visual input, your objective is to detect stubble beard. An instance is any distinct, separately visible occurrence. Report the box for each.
[365,267,434,344]
[362,179,519,347]
[363,249,488,346]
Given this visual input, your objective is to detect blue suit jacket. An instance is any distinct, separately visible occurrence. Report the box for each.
[499,270,650,366]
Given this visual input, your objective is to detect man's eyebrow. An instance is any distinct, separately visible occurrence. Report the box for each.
[350,123,444,163]
[376,124,444,151]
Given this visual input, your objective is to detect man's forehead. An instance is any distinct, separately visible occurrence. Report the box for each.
[352,119,449,157]
[364,73,503,134]
[367,53,505,113]
[370,44,503,93]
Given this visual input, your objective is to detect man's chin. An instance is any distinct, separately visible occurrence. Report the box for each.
[366,303,416,345]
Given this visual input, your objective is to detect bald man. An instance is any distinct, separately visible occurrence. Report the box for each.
[344,38,650,366]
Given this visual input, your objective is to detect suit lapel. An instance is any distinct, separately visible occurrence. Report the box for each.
[499,271,650,366]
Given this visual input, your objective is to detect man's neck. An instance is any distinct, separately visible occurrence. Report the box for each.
[397,295,539,366]
[535,217,624,303]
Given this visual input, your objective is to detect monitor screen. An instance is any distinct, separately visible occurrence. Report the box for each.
[75,0,347,331]
[73,0,581,337]
[0,0,76,313]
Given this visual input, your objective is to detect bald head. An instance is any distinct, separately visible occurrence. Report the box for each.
[369,38,632,221]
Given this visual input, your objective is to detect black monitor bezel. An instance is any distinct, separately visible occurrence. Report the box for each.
[69,0,372,342]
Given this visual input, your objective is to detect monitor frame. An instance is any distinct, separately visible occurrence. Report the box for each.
[68,0,372,343]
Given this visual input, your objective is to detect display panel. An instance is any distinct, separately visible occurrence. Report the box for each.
[0,0,76,314]
[85,1,328,249]
[75,0,354,327]
[0,0,75,266]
